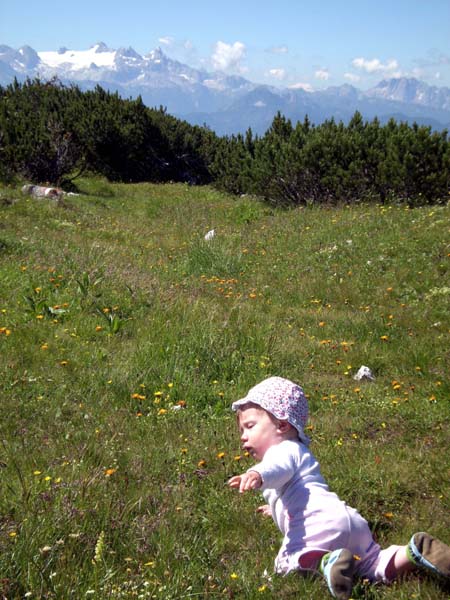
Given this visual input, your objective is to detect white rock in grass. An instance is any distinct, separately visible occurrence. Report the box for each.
[22,184,63,200]
[204,229,215,241]
[353,365,375,381]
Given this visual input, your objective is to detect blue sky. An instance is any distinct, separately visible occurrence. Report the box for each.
[1,0,450,89]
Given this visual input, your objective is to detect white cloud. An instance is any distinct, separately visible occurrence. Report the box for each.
[158,36,174,47]
[211,41,246,72]
[344,72,360,83]
[268,68,286,80]
[411,67,424,79]
[414,52,450,68]
[315,69,329,81]
[254,100,266,107]
[268,45,289,54]
[352,57,399,74]
[288,82,314,92]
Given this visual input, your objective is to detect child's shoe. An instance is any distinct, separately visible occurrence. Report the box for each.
[320,548,355,599]
[407,532,450,578]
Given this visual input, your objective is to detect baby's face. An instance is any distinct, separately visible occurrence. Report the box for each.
[237,406,284,460]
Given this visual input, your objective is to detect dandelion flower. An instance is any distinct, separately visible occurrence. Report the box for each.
[230,573,239,580]
[217,452,225,459]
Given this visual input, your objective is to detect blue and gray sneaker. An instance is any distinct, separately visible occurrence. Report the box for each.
[320,548,356,599]
[407,532,450,578]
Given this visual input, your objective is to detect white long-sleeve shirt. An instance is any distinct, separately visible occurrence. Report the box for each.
[250,439,341,536]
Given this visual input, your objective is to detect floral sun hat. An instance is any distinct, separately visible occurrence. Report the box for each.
[232,376,310,445]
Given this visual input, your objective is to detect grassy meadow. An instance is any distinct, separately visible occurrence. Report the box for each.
[0,179,449,599]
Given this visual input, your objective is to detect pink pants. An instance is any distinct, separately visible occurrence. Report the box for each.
[274,503,401,582]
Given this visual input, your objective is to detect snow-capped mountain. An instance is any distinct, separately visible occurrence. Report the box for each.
[365,77,450,111]
[0,42,255,114]
[1,42,450,135]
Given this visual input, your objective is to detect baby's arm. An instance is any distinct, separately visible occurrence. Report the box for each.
[228,470,262,493]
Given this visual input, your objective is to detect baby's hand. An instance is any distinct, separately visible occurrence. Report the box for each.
[228,470,262,493]
[256,504,271,517]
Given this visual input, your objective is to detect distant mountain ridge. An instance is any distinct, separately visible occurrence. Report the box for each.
[1,42,449,135]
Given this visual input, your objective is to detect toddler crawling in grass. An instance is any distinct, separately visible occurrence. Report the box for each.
[228,376,450,599]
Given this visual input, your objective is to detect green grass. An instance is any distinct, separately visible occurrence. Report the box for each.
[0,178,449,599]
